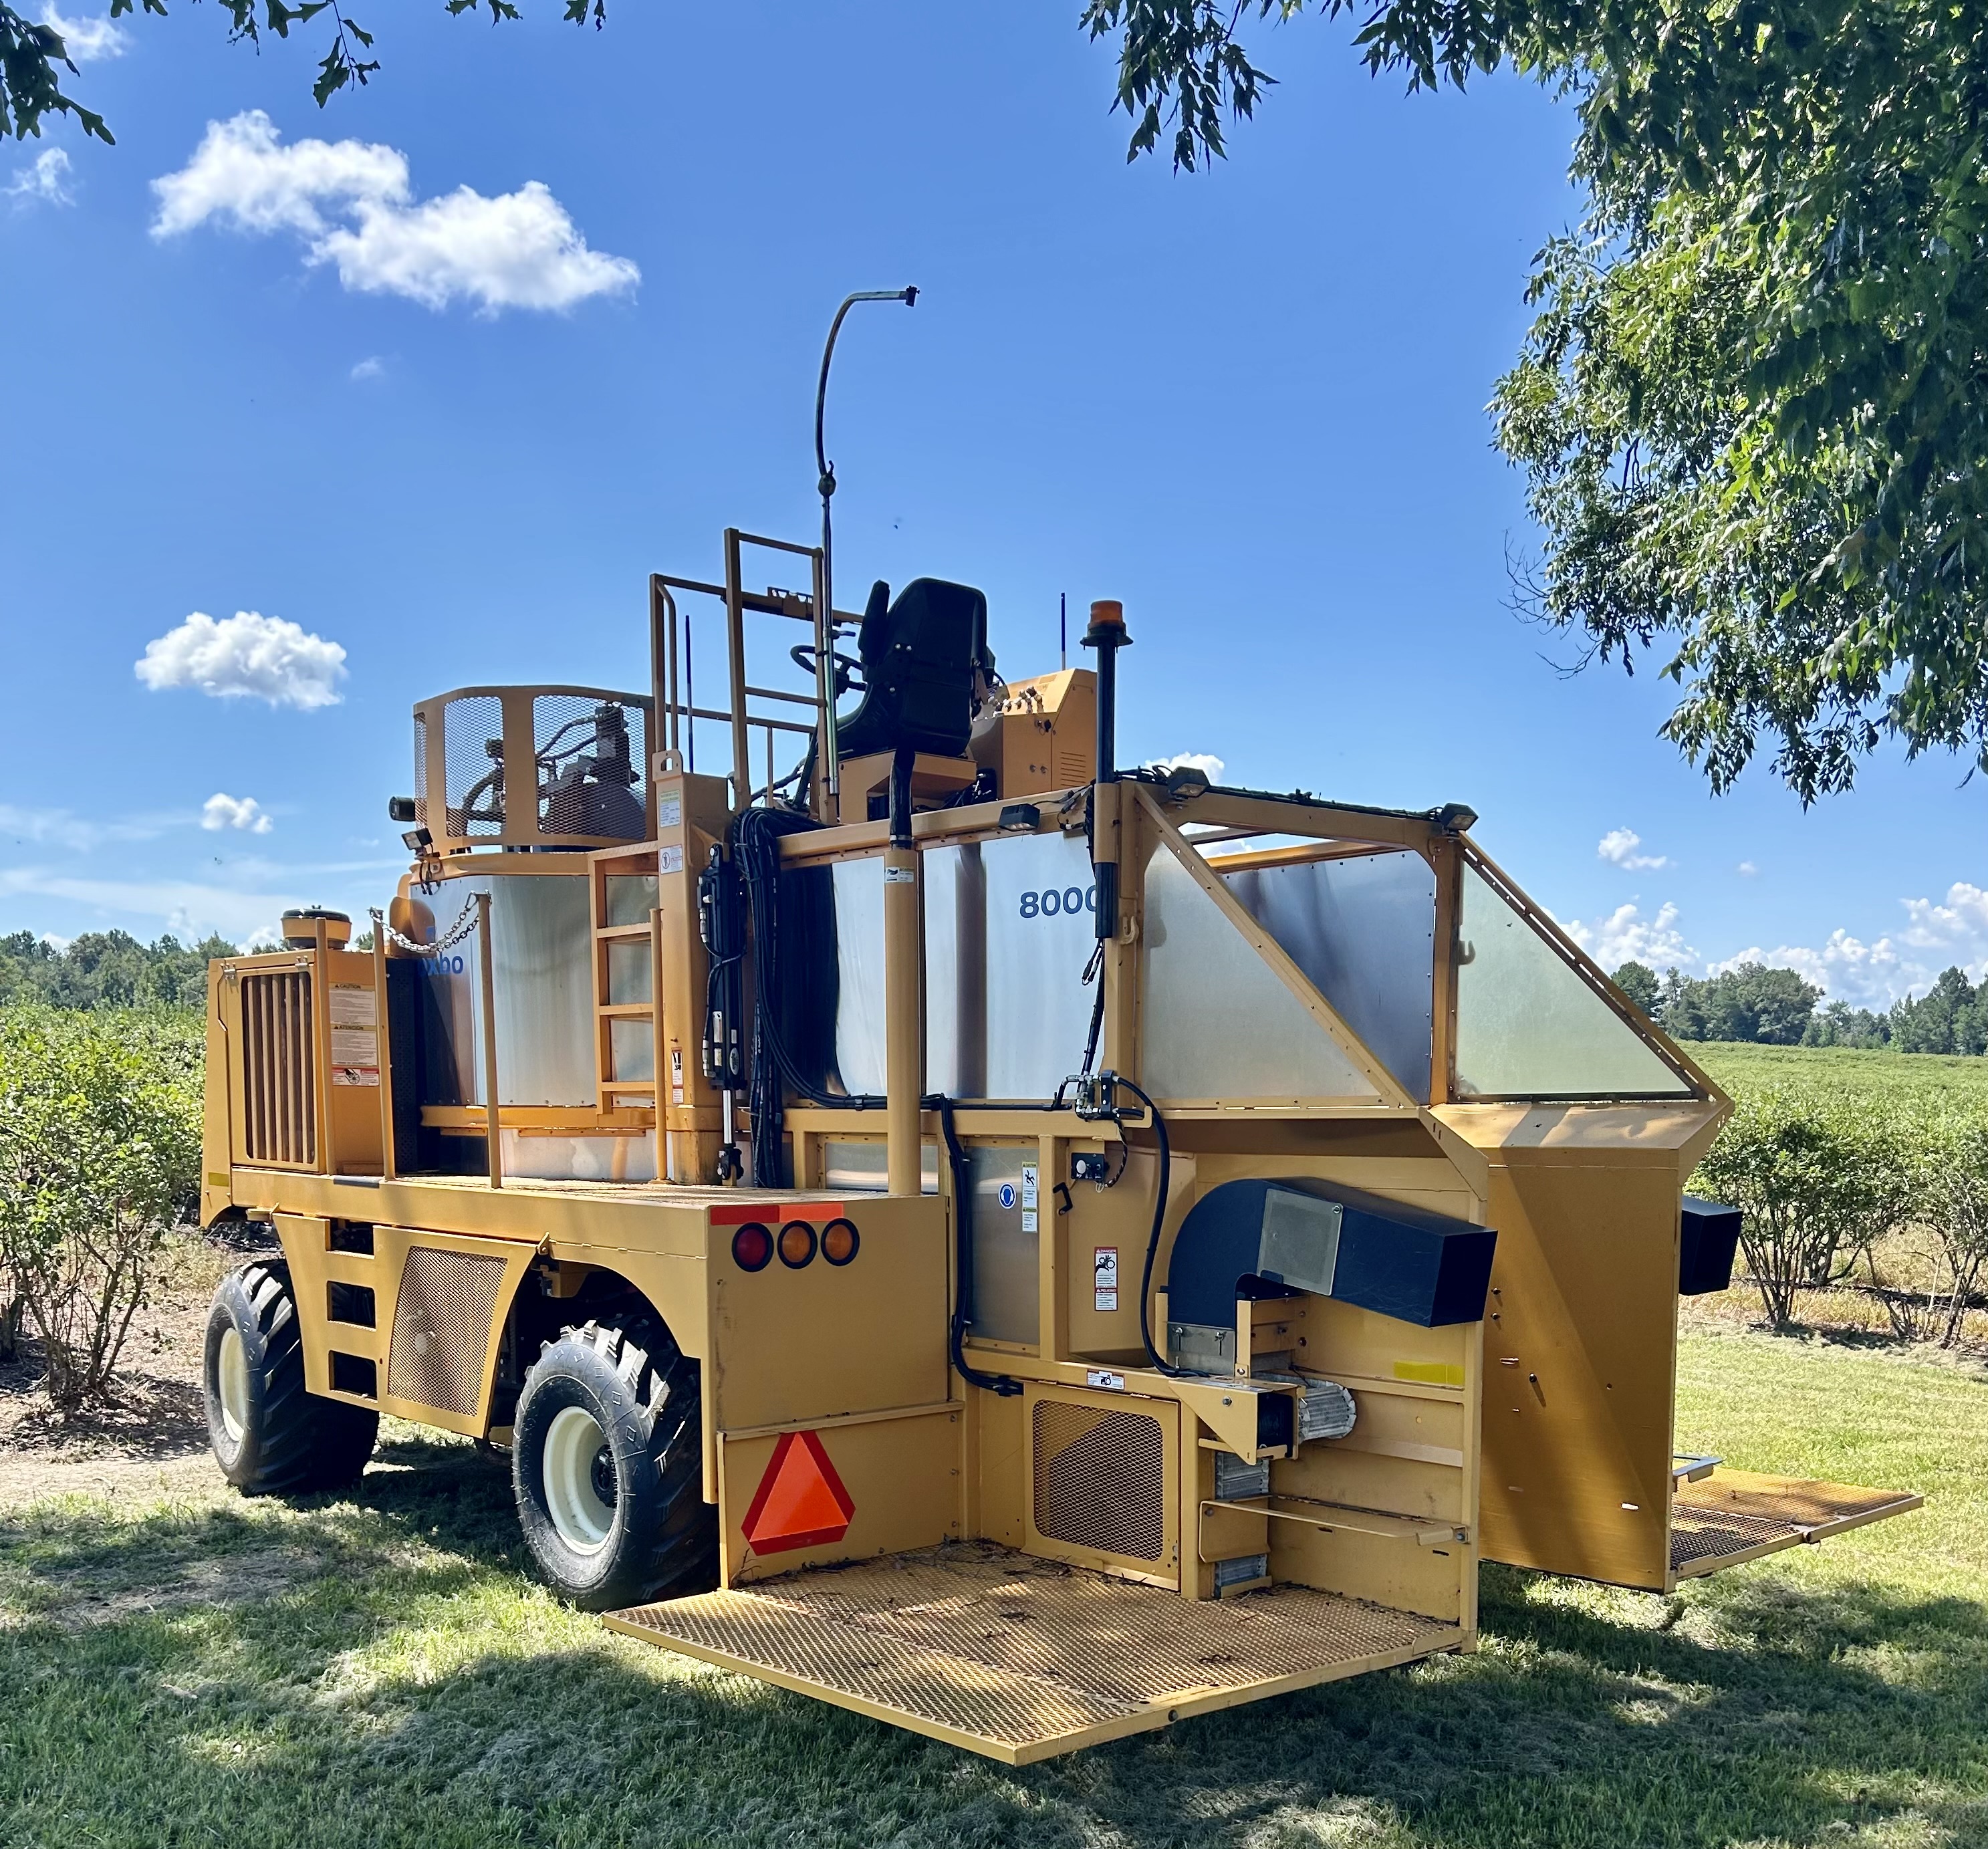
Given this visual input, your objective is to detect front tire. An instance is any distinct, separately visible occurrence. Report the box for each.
[512,1317,715,1611]
[205,1259,378,1495]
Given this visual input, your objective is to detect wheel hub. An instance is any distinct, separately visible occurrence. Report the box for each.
[217,1325,249,1444]
[543,1404,617,1555]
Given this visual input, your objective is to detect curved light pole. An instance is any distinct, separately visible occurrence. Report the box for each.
[815,286,917,791]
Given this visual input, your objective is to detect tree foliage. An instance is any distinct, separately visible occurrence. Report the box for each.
[0,0,595,144]
[1086,0,1988,798]
[0,929,236,1012]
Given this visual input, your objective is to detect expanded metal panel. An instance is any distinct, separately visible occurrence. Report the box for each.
[1032,1400,1165,1562]
[412,712,430,830]
[386,1245,505,1415]
[239,969,316,1167]
[533,693,646,842]
[444,695,507,839]
[1670,1471,1920,1578]
[607,1542,1463,1761]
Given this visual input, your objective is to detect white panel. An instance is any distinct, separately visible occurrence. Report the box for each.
[1453,862,1689,1099]
[1140,843,1376,1103]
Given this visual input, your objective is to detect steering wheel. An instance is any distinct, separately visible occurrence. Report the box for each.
[791,643,866,697]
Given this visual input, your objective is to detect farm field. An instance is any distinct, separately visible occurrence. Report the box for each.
[1679,1039,1988,1104]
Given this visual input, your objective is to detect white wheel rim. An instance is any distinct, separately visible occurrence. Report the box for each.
[217,1326,249,1444]
[543,1404,616,1555]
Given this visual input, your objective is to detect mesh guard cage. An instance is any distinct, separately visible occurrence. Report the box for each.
[386,1246,506,1416]
[533,693,646,842]
[443,695,507,840]
[412,687,654,854]
[1032,1400,1166,1563]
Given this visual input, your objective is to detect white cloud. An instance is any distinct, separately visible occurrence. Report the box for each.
[350,356,384,380]
[135,610,348,709]
[151,110,638,314]
[6,148,73,206]
[0,868,312,944]
[1737,860,1758,876]
[1597,827,1670,871]
[1148,752,1225,782]
[42,4,128,59]
[0,802,170,852]
[1564,900,1694,972]
[202,793,273,835]
[1708,885,1988,1007]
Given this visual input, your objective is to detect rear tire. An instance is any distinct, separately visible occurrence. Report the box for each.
[205,1259,378,1495]
[512,1317,715,1611]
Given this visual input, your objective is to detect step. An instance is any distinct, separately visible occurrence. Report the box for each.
[1670,1467,1922,1579]
[605,1540,1463,1763]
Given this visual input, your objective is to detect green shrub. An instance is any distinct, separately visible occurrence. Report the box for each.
[1894,1111,1988,1349]
[0,1007,203,1405]
[1693,1087,1908,1331]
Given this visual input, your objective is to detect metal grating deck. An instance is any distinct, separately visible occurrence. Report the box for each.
[1671,1467,1921,1580]
[606,1542,1463,1761]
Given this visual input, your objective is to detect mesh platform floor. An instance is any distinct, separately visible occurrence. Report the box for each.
[1671,1468,1921,1579]
[606,1542,1463,1761]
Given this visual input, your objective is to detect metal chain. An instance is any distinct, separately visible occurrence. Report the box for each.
[369,894,480,959]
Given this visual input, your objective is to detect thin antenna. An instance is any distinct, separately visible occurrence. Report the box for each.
[1060,592,1067,670]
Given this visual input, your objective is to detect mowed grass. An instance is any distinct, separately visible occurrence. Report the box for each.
[2,1336,1983,1849]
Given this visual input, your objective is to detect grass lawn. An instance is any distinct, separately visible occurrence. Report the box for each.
[2,1331,1983,1848]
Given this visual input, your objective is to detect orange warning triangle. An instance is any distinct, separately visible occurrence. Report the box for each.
[741,1430,856,1555]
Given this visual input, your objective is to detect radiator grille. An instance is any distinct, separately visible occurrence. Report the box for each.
[386,1246,505,1415]
[239,969,317,1167]
[1032,1401,1165,1562]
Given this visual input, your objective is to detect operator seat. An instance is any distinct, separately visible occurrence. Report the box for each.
[834,577,993,763]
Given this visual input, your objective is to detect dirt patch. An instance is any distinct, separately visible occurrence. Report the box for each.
[0,1227,267,1508]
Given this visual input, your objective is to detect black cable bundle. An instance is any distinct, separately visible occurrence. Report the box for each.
[731,806,883,1186]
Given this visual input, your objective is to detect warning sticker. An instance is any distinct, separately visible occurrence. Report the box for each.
[330,1026,378,1068]
[1085,1368,1126,1392]
[329,985,376,1028]
[657,795,682,831]
[1021,1209,1038,1233]
[658,844,685,875]
[1094,1245,1119,1312]
[1021,1163,1039,1209]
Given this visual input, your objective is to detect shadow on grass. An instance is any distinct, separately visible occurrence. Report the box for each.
[3,1459,1984,1849]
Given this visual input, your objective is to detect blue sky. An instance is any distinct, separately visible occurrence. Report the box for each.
[3,0,1981,1005]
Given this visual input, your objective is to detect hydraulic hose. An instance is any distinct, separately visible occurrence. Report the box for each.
[1114,1076,1185,1377]
[934,1096,1024,1397]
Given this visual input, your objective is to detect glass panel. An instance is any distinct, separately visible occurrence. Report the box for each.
[605,938,652,1005]
[1140,843,1378,1102]
[1221,850,1435,1101]
[924,832,1099,1099]
[1453,862,1693,1098]
[609,1017,655,1083]
[604,874,658,927]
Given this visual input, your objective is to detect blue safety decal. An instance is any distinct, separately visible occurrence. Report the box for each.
[998,1183,1017,1211]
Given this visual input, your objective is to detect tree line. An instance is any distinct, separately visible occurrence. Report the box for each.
[0,930,241,1013]
[1611,957,1988,1056]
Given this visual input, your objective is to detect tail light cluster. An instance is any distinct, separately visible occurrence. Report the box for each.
[732,1217,860,1273]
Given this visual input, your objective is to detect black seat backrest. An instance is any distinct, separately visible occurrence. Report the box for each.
[834,576,990,762]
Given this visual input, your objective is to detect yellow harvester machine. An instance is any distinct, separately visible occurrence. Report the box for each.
[198,527,1920,1761]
